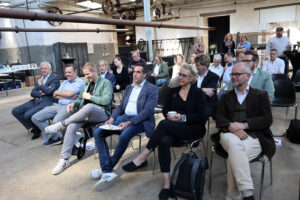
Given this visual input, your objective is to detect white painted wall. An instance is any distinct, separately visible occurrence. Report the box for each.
[136,0,300,43]
[0,9,117,49]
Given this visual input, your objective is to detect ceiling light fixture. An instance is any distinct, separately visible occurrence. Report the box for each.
[76,0,102,9]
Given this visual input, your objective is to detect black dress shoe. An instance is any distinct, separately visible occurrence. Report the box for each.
[159,189,171,200]
[243,196,255,200]
[122,160,148,172]
[31,130,41,140]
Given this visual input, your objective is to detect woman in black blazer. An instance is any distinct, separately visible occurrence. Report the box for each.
[112,57,129,92]
[123,64,209,200]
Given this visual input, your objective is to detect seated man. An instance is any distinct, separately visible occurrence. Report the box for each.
[216,62,275,200]
[195,54,219,116]
[31,64,84,145]
[217,53,235,100]
[11,61,60,139]
[98,59,116,89]
[262,48,285,75]
[228,50,275,102]
[45,62,113,175]
[208,54,224,78]
[89,62,158,191]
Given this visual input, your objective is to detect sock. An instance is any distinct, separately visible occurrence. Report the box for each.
[241,189,253,197]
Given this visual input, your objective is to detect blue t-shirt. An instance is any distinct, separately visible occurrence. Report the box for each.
[58,77,84,105]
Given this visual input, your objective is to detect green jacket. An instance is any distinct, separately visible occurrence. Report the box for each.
[156,61,169,80]
[73,76,113,115]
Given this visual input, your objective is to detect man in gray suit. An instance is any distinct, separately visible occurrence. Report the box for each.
[227,50,274,102]
[90,62,159,191]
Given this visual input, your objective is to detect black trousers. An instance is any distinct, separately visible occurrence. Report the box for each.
[146,119,205,172]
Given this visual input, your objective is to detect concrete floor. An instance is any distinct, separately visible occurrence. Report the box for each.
[0,87,300,200]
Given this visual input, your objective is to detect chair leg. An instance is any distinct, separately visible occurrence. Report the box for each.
[206,119,210,153]
[138,134,142,153]
[110,135,113,150]
[270,159,273,185]
[224,159,227,173]
[152,149,156,175]
[286,107,289,116]
[259,159,266,200]
[201,140,207,158]
[295,104,298,119]
[209,147,214,194]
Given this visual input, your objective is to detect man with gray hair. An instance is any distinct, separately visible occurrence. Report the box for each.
[215,62,275,200]
[11,61,60,139]
[98,60,116,89]
[208,54,224,78]
[31,64,84,145]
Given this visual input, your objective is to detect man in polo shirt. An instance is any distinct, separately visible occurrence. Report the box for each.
[32,64,84,145]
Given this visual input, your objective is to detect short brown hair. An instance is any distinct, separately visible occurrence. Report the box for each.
[82,62,97,72]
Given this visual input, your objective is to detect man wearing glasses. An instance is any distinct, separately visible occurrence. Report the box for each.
[227,50,274,102]
[216,62,275,200]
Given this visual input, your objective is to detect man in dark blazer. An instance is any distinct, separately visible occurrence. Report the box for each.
[98,60,116,89]
[90,62,158,191]
[194,54,219,116]
[215,62,275,200]
[11,61,60,139]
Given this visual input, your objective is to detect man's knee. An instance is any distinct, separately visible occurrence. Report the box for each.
[220,133,243,150]
[93,128,104,140]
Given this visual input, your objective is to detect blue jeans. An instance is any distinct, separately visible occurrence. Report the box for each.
[156,78,168,86]
[93,114,144,173]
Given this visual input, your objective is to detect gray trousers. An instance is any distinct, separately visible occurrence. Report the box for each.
[32,103,70,143]
[60,103,108,159]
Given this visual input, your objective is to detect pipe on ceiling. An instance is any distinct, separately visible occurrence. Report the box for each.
[0,27,130,32]
[0,8,215,30]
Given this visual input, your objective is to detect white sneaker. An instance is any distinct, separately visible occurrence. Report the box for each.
[52,159,69,175]
[94,172,119,191]
[89,168,102,180]
[45,122,65,134]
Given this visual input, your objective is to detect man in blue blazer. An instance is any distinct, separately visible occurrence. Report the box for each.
[98,60,116,89]
[90,62,158,191]
[11,61,60,139]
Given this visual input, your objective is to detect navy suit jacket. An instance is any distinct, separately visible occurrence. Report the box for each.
[104,72,116,88]
[30,72,60,104]
[198,70,219,116]
[111,80,159,138]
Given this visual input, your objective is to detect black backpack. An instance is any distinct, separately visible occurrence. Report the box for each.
[286,119,300,144]
[170,151,207,200]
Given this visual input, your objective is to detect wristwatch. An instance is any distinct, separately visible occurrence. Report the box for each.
[181,114,187,123]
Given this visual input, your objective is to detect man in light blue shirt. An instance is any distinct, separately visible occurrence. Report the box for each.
[32,64,84,146]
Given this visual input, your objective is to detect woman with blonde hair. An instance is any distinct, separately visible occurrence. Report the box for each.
[222,33,235,55]
[123,63,209,200]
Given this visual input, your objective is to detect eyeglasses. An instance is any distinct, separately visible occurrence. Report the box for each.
[230,72,248,77]
[241,59,253,63]
[177,73,190,79]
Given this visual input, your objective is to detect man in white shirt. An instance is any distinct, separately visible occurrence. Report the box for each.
[217,53,235,100]
[208,54,224,78]
[89,62,158,191]
[263,48,285,74]
[265,27,292,75]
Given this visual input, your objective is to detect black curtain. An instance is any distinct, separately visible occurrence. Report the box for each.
[208,16,230,55]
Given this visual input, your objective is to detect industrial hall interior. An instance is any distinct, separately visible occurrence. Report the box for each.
[1,0,300,200]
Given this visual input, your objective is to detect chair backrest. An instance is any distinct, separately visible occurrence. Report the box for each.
[157,86,171,107]
[294,70,300,85]
[273,79,296,105]
[272,74,289,82]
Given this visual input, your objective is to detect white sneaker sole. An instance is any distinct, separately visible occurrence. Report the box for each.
[94,176,120,191]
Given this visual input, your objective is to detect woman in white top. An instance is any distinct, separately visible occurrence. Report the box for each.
[171,54,185,79]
